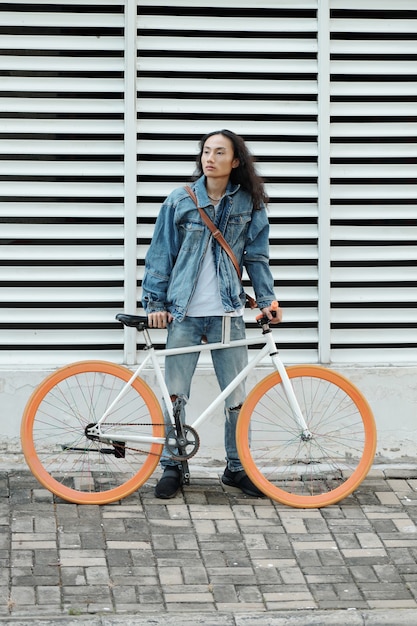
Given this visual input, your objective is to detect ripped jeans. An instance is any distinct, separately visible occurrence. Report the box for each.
[161,315,248,472]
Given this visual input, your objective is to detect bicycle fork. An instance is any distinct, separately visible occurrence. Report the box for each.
[266,330,313,441]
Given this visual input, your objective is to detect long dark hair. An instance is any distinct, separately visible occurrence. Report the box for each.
[193,129,268,210]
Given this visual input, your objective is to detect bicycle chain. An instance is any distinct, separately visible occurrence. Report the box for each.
[97,423,165,457]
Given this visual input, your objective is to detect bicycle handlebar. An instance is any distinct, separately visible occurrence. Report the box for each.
[116,302,279,331]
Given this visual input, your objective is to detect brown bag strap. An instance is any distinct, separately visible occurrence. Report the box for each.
[184,185,242,280]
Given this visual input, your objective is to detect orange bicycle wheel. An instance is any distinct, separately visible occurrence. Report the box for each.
[21,360,164,504]
[237,365,376,508]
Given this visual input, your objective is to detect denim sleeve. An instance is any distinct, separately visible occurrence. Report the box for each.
[141,200,179,312]
[243,206,276,309]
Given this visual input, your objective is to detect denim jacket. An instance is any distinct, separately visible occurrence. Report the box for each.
[142,175,276,321]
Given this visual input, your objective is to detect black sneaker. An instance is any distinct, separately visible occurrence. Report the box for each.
[221,466,265,498]
[154,466,182,499]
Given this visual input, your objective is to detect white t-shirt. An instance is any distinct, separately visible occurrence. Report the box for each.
[186,203,243,318]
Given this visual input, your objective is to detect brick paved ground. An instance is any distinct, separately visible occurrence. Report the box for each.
[2,465,417,624]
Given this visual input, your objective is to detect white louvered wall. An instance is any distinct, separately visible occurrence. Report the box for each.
[135,0,320,364]
[1,0,126,365]
[0,0,416,367]
[329,0,417,363]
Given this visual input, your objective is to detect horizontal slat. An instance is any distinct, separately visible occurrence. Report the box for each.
[138,98,317,116]
[331,18,417,33]
[331,60,417,76]
[138,36,317,53]
[331,225,417,241]
[139,57,317,74]
[332,287,416,302]
[1,76,123,92]
[0,119,123,133]
[331,164,417,177]
[136,181,318,198]
[331,185,417,200]
[0,307,123,323]
[0,246,124,261]
[332,329,417,344]
[251,286,317,301]
[331,40,417,54]
[137,140,317,157]
[138,77,317,95]
[332,308,417,323]
[272,307,318,322]
[136,119,318,136]
[0,287,123,302]
[0,97,124,113]
[332,267,417,281]
[137,94,317,116]
[0,55,123,71]
[332,123,417,137]
[0,329,123,345]
[0,36,124,51]
[138,15,317,32]
[4,0,123,5]
[0,266,123,280]
[0,182,123,197]
[0,139,124,154]
[1,162,124,176]
[331,205,417,219]
[0,203,123,217]
[1,11,123,27]
[136,266,318,283]
[138,0,317,6]
[332,0,417,8]
[332,246,417,261]
[331,102,417,116]
[331,82,417,96]
[137,202,318,219]
[136,161,317,177]
[331,144,417,158]
[2,224,123,239]
[136,222,317,240]
[254,244,319,260]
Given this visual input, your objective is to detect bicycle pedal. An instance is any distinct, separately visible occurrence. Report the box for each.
[113,441,126,458]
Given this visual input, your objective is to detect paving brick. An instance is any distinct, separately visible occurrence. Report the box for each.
[376,491,402,506]
[182,565,209,585]
[37,585,61,605]
[211,583,239,604]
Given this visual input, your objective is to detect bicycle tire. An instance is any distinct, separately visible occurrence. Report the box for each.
[21,360,164,504]
[236,365,376,508]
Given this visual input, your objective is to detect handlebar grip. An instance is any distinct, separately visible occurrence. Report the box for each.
[255,300,279,321]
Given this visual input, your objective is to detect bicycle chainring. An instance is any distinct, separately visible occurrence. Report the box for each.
[165,424,200,461]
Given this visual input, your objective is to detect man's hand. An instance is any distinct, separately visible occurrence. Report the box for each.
[261,302,283,325]
[147,311,173,329]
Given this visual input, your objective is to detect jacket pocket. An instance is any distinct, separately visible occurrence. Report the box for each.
[179,221,204,252]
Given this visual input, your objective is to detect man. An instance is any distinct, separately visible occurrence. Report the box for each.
[142,130,282,499]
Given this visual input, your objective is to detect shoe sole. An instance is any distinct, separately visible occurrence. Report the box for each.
[154,488,181,499]
[221,475,264,498]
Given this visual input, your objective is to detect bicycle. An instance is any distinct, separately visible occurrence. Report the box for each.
[20,306,377,508]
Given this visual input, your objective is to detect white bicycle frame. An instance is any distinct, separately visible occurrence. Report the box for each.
[87,321,311,446]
